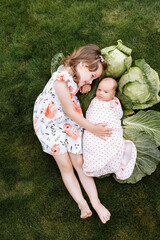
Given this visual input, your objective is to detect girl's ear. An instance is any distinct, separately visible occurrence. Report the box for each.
[79,61,86,68]
[79,62,83,68]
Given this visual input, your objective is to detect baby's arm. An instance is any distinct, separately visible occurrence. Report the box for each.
[54,80,112,139]
[79,84,91,94]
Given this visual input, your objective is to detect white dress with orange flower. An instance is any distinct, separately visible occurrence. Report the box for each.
[82,97,137,180]
[33,66,83,156]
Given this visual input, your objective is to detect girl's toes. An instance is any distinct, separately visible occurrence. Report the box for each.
[81,210,92,219]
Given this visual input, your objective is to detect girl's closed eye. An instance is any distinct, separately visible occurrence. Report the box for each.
[92,73,96,78]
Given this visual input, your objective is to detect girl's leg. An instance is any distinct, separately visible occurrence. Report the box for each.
[69,152,111,224]
[53,153,92,219]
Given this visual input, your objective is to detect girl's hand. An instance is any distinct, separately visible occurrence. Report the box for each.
[92,123,112,140]
[80,84,91,94]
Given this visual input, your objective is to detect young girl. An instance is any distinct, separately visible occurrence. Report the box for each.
[33,44,112,224]
[83,78,137,179]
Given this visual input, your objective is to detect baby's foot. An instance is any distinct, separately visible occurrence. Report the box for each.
[78,201,92,219]
[122,142,132,166]
[92,201,111,224]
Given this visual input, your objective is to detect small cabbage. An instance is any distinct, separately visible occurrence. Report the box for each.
[101,40,132,78]
[117,59,160,109]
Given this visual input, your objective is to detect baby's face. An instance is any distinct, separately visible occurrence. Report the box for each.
[96,80,116,101]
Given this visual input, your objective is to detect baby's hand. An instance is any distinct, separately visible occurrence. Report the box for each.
[110,99,119,108]
[80,84,91,94]
[92,123,112,140]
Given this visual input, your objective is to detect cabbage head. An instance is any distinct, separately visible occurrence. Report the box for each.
[117,59,160,109]
[101,40,132,78]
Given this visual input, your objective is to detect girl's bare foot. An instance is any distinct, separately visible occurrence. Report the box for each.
[92,201,111,224]
[78,201,92,219]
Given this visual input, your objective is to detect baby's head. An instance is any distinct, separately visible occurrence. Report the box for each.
[96,77,118,101]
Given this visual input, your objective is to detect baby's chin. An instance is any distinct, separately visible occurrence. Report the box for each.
[96,96,111,102]
[96,96,105,101]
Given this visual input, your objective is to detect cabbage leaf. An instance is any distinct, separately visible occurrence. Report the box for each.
[77,79,99,115]
[51,52,65,75]
[123,110,160,146]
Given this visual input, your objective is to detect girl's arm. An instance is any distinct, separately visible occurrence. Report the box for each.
[54,80,112,139]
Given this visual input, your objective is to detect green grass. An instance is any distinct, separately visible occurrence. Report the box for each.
[1,0,160,239]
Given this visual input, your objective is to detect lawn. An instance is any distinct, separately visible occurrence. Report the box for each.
[1,0,160,239]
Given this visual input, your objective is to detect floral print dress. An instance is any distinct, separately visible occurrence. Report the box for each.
[33,66,83,156]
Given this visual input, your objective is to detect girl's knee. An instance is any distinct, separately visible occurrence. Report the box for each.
[59,161,73,173]
[54,154,73,173]
[73,156,84,169]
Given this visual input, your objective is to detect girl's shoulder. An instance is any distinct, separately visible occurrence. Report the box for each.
[52,65,71,80]
[52,65,78,89]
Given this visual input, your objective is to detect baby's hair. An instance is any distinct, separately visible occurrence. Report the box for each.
[101,77,118,91]
[62,44,108,82]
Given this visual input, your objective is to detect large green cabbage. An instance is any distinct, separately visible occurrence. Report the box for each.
[101,40,132,78]
[117,59,160,109]
[114,110,160,184]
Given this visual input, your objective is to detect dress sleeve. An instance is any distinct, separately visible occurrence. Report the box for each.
[52,72,72,88]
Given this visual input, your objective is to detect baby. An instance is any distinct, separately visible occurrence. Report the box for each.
[82,78,137,180]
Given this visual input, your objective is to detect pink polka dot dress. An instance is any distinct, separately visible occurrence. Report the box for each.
[82,97,137,180]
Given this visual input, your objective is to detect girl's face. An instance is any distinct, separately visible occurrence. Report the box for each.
[76,62,103,87]
[96,80,116,101]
